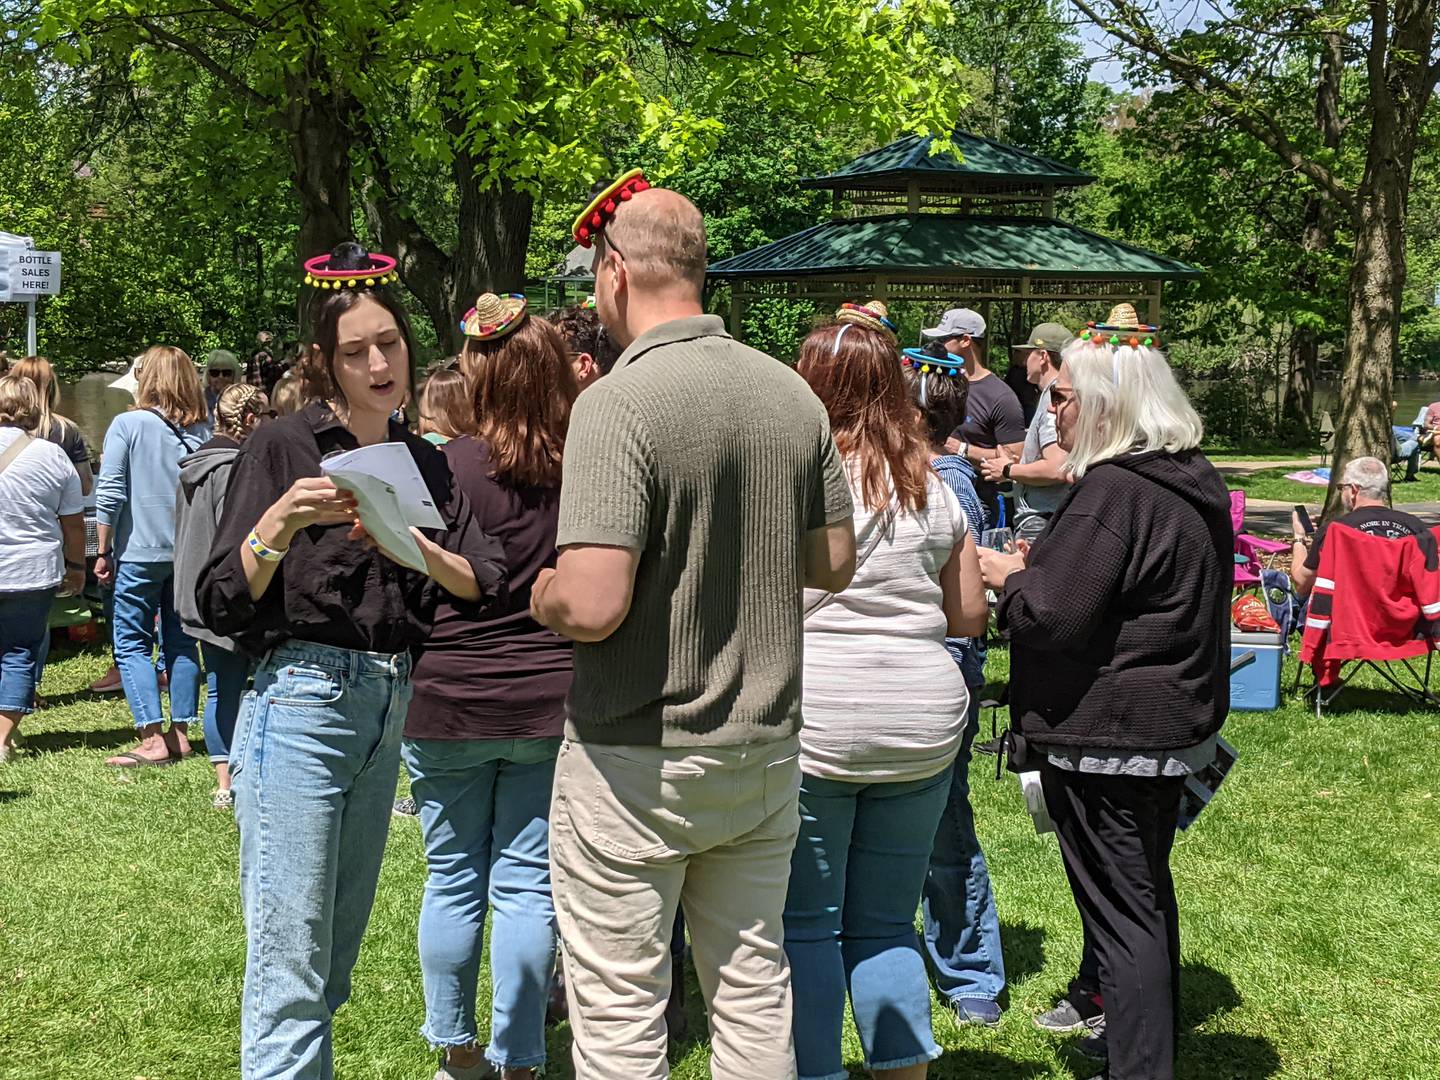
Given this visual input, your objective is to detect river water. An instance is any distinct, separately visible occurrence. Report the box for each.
[55,371,1440,460]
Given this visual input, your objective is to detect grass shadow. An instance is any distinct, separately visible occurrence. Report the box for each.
[929,1047,1054,1078]
[0,789,29,804]
[1180,962,1243,1029]
[31,689,123,709]
[1178,1032,1280,1079]
[20,726,137,755]
[999,920,1046,987]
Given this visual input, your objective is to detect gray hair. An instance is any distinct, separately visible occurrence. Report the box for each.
[1341,456,1389,500]
[1059,337,1204,477]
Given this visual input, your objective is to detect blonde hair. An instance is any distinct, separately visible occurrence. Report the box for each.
[0,374,43,431]
[215,383,267,440]
[10,356,74,442]
[1061,338,1204,477]
[134,346,207,427]
[271,369,306,416]
[418,369,472,440]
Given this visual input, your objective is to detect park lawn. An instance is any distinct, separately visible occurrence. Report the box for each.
[2,644,1439,1080]
[1232,464,1440,505]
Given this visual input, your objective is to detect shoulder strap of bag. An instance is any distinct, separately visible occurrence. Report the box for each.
[147,407,200,452]
[804,501,897,620]
[0,432,35,477]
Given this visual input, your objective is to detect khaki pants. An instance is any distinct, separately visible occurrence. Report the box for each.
[550,736,802,1080]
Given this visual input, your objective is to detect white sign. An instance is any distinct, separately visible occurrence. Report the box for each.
[0,249,61,299]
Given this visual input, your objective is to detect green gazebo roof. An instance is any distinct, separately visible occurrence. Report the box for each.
[707,214,1201,281]
[801,131,1095,190]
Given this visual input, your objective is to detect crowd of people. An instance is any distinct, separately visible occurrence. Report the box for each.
[0,173,1239,1080]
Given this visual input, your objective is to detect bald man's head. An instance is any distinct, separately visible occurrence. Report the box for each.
[601,187,707,298]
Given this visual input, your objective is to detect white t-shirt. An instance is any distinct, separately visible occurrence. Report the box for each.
[0,428,85,592]
[801,467,969,783]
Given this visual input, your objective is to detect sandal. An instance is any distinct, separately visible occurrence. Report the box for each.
[107,750,177,768]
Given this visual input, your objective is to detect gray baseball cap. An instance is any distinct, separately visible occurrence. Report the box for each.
[922,308,986,340]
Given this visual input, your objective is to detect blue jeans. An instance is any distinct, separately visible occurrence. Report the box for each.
[784,765,954,1080]
[201,641,251,764]
[0,589,55,714]
[922,695,1007,1003]
[402,736,561,1070]
[111,560,199,729]
[232,641,413,1080]
[1395,429,1422,479]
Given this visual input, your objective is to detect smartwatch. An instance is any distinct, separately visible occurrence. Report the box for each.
[1002,463,1013,480]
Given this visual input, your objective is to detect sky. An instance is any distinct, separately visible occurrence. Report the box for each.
[1071,0,1222,88]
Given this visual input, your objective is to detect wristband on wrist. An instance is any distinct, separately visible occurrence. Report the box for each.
[65,559,85,571]
[247,528,290,563]
[1002,462,1013,480]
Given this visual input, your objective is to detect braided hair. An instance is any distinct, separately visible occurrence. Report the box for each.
[215,382,266,440]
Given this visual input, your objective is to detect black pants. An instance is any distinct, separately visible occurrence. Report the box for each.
[1042,761,1185,1080]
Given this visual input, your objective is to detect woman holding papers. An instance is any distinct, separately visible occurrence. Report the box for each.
[403,294,576,1080]
[196,244,506,1080]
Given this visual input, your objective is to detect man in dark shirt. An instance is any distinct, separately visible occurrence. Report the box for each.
[1290,455,1432,598]
[927,307,1026,529]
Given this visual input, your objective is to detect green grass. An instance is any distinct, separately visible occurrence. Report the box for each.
[1232,464,1440,504]
[1202,450,1319,463]
[3,644,1439,1079]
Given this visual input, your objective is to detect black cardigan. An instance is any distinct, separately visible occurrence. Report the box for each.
[998,448,1232,752]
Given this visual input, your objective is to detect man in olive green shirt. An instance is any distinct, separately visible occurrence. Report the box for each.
[532,181,855,1080]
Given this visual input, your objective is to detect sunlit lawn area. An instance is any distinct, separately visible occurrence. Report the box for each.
[2,642,1438,1079]
[1231,463,1440,505]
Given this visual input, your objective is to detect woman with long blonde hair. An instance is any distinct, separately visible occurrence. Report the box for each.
[95,345,211,767]
[11,356,93,494]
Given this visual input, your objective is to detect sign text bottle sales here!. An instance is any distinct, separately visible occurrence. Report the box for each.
[4,250,63,297]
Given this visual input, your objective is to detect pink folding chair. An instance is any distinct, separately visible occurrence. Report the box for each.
[1231,490,1289,589]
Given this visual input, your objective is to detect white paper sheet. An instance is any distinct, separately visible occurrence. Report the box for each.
[321,443,445,573]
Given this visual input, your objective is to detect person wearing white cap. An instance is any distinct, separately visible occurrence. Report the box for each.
[923,309,1025,530]
[981,321,1074,543]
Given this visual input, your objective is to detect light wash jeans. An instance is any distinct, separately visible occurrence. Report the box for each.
[201,641,251,763]
[784,764,954,1080]
[922,695,1007,1003]
[0,589,54,714]
[231,640,413,1080]
[402,735,561,1070]
[111,560,199,729]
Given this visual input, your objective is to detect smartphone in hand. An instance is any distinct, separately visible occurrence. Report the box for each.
[1293,504,1315,535]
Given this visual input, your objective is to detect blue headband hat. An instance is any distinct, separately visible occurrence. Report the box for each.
[901,340,965,379]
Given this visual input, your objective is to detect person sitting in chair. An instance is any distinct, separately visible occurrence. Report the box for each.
[1290,456,1430,598]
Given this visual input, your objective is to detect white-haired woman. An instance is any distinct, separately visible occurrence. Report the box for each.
[976,332,1232,1080]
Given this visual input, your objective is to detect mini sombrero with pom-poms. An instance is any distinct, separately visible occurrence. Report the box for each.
[461,293,528,341]
[573,169,651,248]
[303,250,399,290]
[1080,302,1160,347]
[835,301,898,340]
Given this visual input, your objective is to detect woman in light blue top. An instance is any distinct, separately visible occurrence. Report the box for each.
[95,345,211,767]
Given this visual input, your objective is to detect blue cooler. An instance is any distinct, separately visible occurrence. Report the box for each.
[1230,630,1284,711]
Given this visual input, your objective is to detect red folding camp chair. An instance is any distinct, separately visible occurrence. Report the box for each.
[1297,523,1440,713]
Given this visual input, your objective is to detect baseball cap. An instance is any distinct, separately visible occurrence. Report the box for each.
[922,308,986,340]
[1012,322,1074,354]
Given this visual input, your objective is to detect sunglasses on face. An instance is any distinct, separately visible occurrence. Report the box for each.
[210,369,236,379]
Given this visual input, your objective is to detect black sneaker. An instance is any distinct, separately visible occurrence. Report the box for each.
[1074,1034,1108,1061]
[393,795,418,817]
[1035,986,1104,1034]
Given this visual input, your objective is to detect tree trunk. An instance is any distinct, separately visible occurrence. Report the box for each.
[1326,168,1407,515]
[287,74,355,330]
[1323,0,1436,517]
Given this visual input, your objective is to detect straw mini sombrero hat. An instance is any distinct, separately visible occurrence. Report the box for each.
[461,293,528,341]
[834,300,898,341]
[1081,302,1160,347]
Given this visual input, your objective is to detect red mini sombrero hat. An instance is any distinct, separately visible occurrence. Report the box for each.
[573,168,650,248]
[303,249,399,290]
